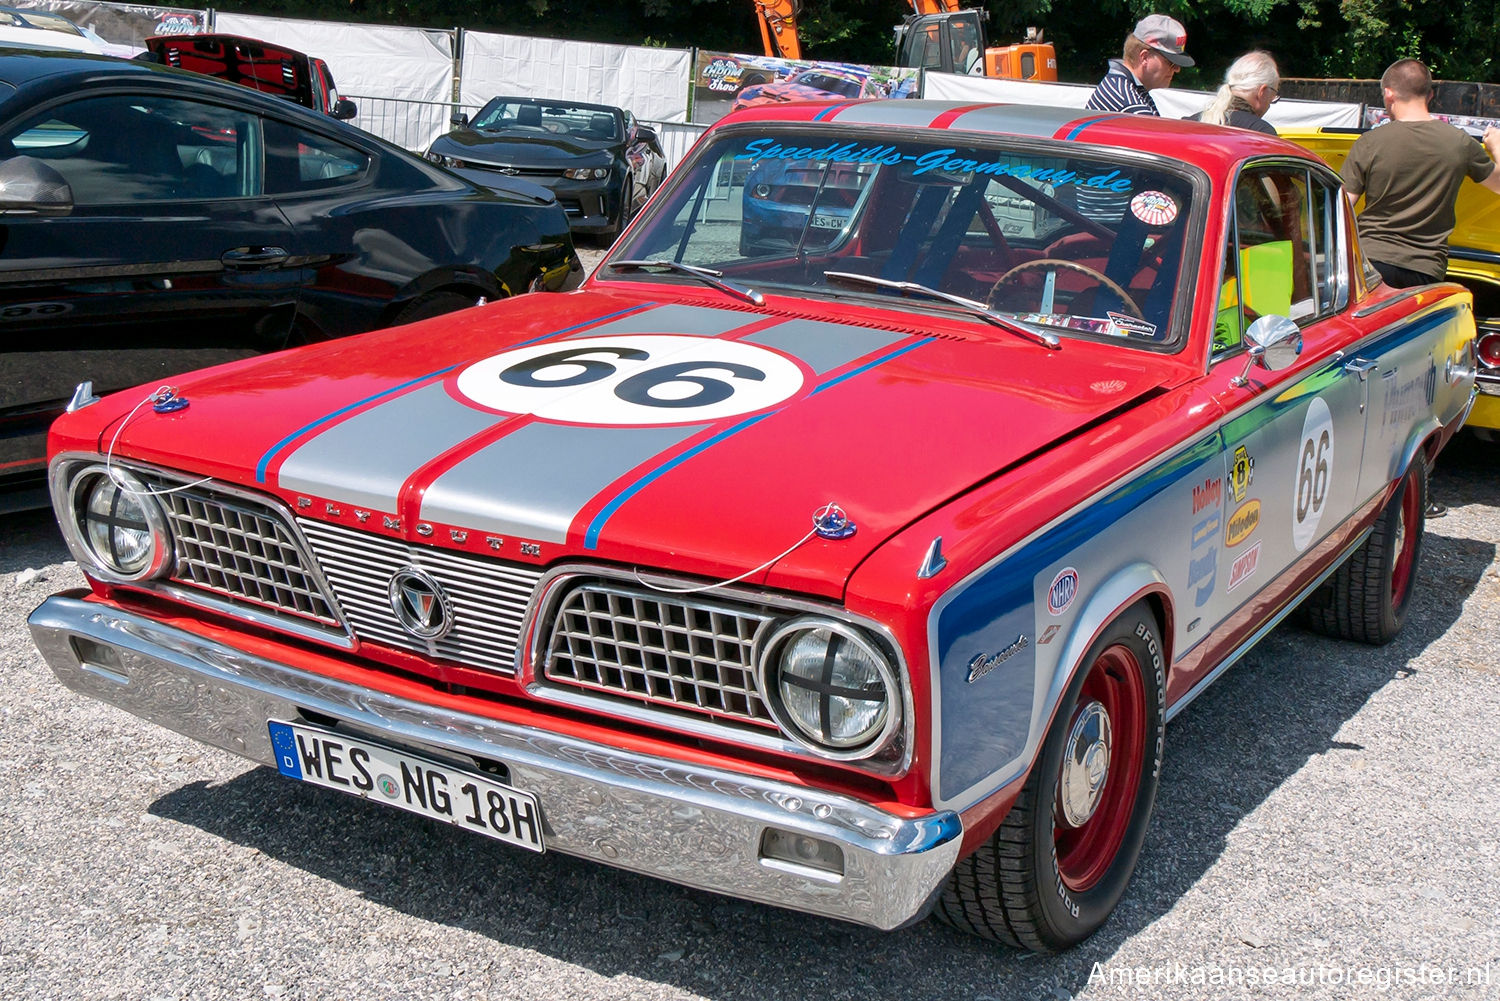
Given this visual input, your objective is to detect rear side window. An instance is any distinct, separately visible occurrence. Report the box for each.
[263,119,369,193]
[0,94,262,204]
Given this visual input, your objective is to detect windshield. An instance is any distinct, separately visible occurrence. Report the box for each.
[472,100,621,142]
[791,72,865,97]
[608,126,1199,345]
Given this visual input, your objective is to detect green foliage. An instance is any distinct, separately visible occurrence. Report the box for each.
[215,0,1500,83]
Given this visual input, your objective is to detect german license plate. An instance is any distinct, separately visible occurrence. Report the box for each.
[811,213,842,229]
[267,721,544,852]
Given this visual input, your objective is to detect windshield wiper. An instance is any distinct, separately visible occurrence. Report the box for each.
[606,260,765,306]
[823,271,1061,350]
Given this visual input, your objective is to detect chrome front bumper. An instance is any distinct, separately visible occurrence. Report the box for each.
[28,594,961,930]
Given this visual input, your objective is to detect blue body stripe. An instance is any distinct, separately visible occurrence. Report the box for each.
[252,304,658,484]
[1062,115,1114,141]
[584,337,932,548]
[813,103,855,122]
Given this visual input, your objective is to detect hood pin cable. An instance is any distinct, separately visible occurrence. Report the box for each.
[104,385,214,497]
[634,502,856,595]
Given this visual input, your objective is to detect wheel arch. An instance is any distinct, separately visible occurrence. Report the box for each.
[378,266,506,327]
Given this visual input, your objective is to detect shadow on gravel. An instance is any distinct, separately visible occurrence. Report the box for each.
[145,461,1497,1000]
[0,508,69,575]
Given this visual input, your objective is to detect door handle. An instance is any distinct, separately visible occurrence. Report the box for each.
[221,247,289,269]
[1343,357,1379,381]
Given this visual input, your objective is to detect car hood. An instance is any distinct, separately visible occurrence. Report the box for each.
[74,290,1171,597]
[431,129,616,166]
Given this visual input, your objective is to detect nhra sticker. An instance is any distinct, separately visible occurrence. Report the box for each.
[1292,398,1334,551]
[455,335,806,426]
[1047,567,1079,616]
[1130,190,1178,226]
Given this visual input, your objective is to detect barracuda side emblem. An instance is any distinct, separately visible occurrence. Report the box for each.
[388,566,454,640]
[967,635,1030,684]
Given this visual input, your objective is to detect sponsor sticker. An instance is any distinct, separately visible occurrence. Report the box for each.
[1224,499,1261,547]
[1229,445,1255,503]
[1130,190,1178,226]
[1047,567,1079,616]
[1227,541,1261,591]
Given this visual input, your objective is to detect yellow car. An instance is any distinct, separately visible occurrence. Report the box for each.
[1286,127,1500,440]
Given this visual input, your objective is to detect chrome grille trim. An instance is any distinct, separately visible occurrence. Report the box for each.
[542,582,779,730]
[298,519,542,674]
[124,470,344,630]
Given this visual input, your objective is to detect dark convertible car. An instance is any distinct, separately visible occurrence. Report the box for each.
[426,97,667,236]
[0,48,581,510]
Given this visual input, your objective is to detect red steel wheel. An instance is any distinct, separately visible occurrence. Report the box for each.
[1053,644,1148,893]
[1389,468,1423,609]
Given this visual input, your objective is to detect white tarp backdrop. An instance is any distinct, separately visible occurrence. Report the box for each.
[460,32,692,125]
[922,72,1363,129]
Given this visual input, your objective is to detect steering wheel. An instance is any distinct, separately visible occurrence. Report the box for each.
[986,258,1143,320]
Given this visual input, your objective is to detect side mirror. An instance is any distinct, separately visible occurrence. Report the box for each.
[0,156,74,216]
[636,125,658,144]
[450,111,470,129]
[1232,315,1302,386]
[332,98,357,121]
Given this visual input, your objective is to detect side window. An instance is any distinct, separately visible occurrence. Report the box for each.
[1217,165,1345,355]
[0,94,260,204]
[263,119,369,193]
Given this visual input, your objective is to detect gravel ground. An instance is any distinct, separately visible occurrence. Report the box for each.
[2,420,1497,1001]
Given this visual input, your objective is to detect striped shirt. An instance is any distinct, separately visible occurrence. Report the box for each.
[1085,60,1159,116]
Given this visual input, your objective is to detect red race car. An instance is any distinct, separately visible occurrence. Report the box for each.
[30,99,1476,951]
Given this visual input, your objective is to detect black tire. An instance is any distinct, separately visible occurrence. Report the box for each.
[1298,458,1426,644]
[391,290,481,326]
[935,603,1166,951]
[616,178,636,233]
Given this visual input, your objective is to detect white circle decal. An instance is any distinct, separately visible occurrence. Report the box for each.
[455,335,806,426]
[1292,396,1334,551]
[1130,190,1178,226]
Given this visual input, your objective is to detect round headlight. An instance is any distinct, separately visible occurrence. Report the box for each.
[759,617,900,757]
[61,465,172,582]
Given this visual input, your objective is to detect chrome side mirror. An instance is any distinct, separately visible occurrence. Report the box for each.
[1231,315,1302,387]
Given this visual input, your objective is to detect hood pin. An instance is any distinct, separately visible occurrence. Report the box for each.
[151,386,189,414]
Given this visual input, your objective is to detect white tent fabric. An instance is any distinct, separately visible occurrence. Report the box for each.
[460,32,691,124]
[922,71,1362,130]
[212,13,455,105]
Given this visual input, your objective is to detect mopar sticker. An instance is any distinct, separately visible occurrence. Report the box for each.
[455,335,806,426]
[1047,567,1079,616]
[1292,398,1334,551]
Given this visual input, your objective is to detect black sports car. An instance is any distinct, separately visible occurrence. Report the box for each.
[426,97,667,236]
[0,48,581,511]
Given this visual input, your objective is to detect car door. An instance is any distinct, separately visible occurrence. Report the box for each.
[1195,162,1370,629]
[0,89,299,470]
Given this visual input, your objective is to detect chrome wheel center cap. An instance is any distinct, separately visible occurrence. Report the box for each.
[1057,700,1113,828]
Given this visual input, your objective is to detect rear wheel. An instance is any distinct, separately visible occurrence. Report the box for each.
[1299,459,1426,644]
[392,290,481,326]
[935,604,1165,951]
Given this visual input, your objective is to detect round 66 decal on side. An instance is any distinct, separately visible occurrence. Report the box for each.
[455,335,808,426]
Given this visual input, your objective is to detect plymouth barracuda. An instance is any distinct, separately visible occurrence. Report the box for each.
[29,101,1476,951]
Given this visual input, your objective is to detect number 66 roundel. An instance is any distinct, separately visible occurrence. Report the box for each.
[455,335,808,426]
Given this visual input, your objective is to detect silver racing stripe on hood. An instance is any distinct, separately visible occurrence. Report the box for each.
[419,422,710,542]
[276,382,503,513]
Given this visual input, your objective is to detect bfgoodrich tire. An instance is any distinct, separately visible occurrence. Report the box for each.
[1299,459,1426,645]
[934,603,1166,951]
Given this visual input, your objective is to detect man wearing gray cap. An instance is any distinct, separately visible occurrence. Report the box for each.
[1086,14,1194,115]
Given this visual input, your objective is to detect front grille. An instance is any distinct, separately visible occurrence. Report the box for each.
[541,581,780,730]
[139,473,339,625]
[299,520,542,674]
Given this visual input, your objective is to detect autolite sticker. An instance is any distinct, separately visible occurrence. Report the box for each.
[1047,567,1079,616]
[1224,499,1261,547]
[1227,541,1261,592]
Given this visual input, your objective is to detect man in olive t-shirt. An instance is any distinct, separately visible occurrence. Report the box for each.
[1341,58,1500,289]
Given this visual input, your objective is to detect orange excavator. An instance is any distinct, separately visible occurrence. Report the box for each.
[751,0,1056,81]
